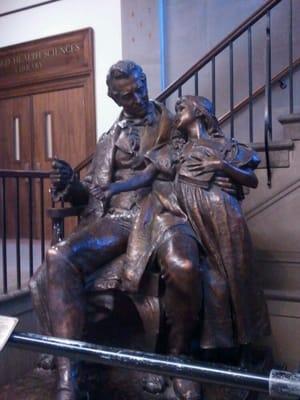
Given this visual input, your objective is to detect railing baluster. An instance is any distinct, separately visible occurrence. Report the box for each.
[40,177,45,262]
[211,57,216,112]
[289,0,294,114]
[178,86,182,97]
[229,42,234,138]
[248,27,254,143]
[16,177,21,290]
[0,171,50,294]
[264,10,272,187]
[194,72,199,96]
[1,177,7,294]
[28,177,34,277]
[265,11,272,140]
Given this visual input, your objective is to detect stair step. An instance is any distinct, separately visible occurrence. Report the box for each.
[247,140,294,169]
[250,140,294,152]
[278,113,300,141]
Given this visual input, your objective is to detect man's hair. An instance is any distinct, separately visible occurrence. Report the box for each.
[106,60,147,99]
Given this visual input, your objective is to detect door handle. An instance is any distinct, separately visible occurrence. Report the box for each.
[45,112,53,159]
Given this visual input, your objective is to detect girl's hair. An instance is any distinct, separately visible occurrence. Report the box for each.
[176,95,223,136]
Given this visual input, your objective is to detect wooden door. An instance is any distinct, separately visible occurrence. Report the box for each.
[0,29,96,242]
[32,86,89,237]
[0,96,33,238]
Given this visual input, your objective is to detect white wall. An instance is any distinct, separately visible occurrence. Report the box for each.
[0,0,46,14]
[0,0,122,137]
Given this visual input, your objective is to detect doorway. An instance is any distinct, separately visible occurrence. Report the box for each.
[0,29,96,240]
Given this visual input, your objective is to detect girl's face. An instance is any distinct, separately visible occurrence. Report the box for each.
[175,99,196,131]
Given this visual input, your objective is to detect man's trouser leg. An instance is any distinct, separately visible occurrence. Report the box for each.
[46,218,129,400]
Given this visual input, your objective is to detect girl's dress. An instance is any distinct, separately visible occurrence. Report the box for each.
[141,135,270,348]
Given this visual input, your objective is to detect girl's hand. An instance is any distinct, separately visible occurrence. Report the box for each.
[186,149,223,174]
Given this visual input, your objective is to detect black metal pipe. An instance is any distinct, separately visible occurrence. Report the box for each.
[248,26,254,143]
[7,332,300,398]
[39,177,45,262]
[178,86,182,97]
[211,57,216,112]
[8,332,269,392]
[264,11,272,187]
[15,177,21,290]
[28,177,34,277]
[0,170,50,178]
[289,0,294,114]
[194,71,199,96]
[229,41,234,138]
[1,177,7,294]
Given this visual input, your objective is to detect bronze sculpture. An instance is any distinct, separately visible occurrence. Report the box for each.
[32,61,206,400]
[29,61,270,400]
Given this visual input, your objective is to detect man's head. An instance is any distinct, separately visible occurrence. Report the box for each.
[106,60,149,118]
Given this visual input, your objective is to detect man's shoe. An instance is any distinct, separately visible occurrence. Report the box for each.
[56,357,78,400]
[173,378,202,400]
[56,388,77,400]
[142,373,167,394]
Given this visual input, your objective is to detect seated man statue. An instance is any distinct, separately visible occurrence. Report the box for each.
[30,60,204,400]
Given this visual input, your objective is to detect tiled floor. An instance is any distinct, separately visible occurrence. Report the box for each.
[0,238,50,295]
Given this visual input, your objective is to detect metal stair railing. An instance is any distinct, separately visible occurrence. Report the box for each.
[76,0,296,176]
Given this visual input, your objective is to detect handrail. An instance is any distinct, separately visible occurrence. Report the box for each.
[74,153,94,173]
[8,332,300,398]
[219,56,300,125]
[156,0,282,102]
[0,169,50,178]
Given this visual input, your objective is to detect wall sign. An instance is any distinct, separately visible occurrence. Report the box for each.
[0,28,93,90]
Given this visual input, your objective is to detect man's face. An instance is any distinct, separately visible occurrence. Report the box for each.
[110,73,149,118]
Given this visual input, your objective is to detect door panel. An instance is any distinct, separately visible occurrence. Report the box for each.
[32,87,89,237]
[32,87,88,169]
[0,97,32,238]
[0,96,32,169]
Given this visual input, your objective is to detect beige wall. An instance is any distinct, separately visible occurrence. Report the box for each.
[243,133,300,369]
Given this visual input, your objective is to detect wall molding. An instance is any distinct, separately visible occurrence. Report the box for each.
[246,178,300,220]
[265,289,300,304]
[0,289,32,316]
[0,0,62,18]
[255,250,300,265]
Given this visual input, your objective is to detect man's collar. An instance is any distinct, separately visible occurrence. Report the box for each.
[118,102,156,129]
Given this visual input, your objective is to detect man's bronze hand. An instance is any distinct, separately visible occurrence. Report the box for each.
[214,176,238,196]
[50,158,74,193]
